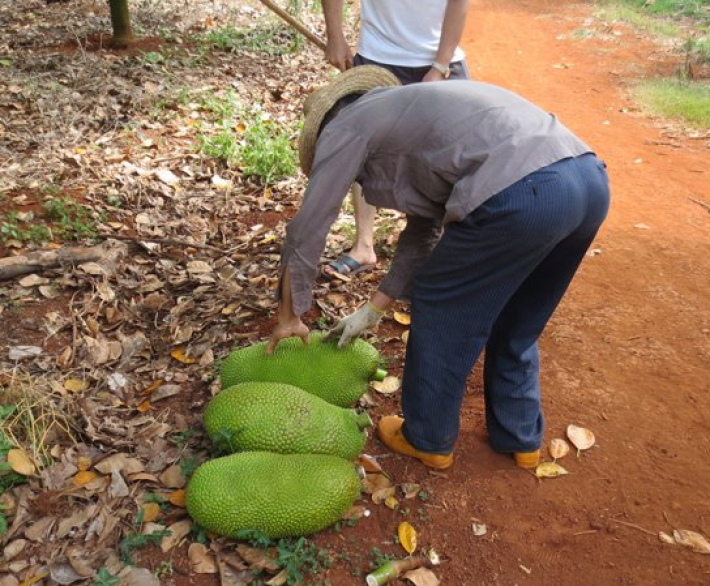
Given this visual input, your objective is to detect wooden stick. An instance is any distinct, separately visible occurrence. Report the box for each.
[609,518,656,536]
[257,0,327,51]
[97,233,223,253]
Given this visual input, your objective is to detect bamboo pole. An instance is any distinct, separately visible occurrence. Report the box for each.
[257,0,327,51]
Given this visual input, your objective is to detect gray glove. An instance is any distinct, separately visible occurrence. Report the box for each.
[324,302,383,349]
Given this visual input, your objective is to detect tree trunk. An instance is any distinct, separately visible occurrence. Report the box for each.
[108,0,134,48]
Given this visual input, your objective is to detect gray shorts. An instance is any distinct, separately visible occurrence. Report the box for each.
[354,54,470,85]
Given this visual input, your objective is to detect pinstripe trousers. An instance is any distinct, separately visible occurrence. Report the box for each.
[401,153,610,454]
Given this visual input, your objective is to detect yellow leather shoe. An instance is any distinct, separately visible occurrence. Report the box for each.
[377,416,454,470]
[513,450,540,469]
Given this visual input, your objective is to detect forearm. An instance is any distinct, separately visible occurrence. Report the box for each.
[435,0,470,65]
[370,290,394,314]
[322,0,346,40]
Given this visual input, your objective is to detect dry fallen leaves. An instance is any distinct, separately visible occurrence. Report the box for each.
[7,449,36,476]
[567,424,595,454]
[370,376,401,395]
[548,438,570,460]
[393,311,411,325]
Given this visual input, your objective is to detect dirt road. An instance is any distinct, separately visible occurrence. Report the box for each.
[351,1,710,585]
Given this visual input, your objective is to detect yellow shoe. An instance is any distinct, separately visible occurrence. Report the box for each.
[377,416,454,470]
[514,450,540,469]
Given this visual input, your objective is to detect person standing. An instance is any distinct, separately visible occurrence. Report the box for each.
[321,0,471,278]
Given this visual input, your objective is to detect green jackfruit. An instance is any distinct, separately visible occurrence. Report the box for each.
[219,332,385,407]
[186,452,361,538]
[204,382,372,460]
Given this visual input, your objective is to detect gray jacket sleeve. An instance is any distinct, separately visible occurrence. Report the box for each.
[279,131,368,315]
[379,215,442,300]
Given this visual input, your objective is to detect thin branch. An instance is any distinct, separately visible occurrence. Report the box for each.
[609,518,656,536]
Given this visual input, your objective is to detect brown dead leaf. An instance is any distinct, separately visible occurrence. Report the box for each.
[370,376,401,395]
[265,569,288,586]
[673,529,710,554]
[403,567,440,586]
[356,454,383,474]
[401,483,422,499]
[94,454,145,475]
[160,519,192,552]
[567,424,595,452]
[236,544,280,573]
[534,462,569,479]
[160,464,187,488]
[372,486,396,505]
[362,473,393,494]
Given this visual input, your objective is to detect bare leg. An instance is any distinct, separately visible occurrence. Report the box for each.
[348,183,378,266]
[323,183,378,277]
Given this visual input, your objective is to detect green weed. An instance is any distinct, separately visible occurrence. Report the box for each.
[633,78,710,128]
[240,115,297,183]
[91,568,120,586]
[369,547,393,570]
[120,508,171,565]
[0,406,28,495]
[43,197,101,239]
[179,455,200,479]
[201,24,302,56]
[595,1,679,36]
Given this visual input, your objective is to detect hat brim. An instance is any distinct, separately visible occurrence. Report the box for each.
[298,65,401,177]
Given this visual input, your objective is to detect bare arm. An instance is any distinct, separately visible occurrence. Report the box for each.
[266,268,309,354]
[424,0,470,82]
[322,0,354,71]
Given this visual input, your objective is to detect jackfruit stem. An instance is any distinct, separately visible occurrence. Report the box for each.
[372,368,387,382]
[355,411,373,430]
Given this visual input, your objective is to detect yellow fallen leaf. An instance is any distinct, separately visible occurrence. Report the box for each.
[169,489,186,508]
[393,311,411,325]
[63,378,89,393]
[73,470,99,485]
[19,570,50,586]
[402,330,410,344]
[535,462,569,479]
[7,448,35,476]
[141,502,161,523]
[137,400,152,413]
[140,379,165,396]
[372,486,396,505]
[235,122,247,133]
[398,521,418,554]
[385,495,400,510]
[171,347,196,364]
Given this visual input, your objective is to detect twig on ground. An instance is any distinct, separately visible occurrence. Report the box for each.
[97,233,224,253]
[609,518,656,536]
[688,196,710,213]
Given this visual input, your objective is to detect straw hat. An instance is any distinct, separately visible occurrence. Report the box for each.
[298,65,401,176]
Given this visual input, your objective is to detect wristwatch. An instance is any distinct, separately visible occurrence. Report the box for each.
[430,61,451,78]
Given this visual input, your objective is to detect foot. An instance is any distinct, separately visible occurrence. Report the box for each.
[377,416,454,470]
[323,254,375,280]
[514,450,541,469]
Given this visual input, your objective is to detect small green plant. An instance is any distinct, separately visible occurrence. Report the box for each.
[91,568,120,586]
[138,51,166,65]
[369,547,393,570]
[235,530,331,585]
[0,406,28,495]
[120,510,171,565]
[154,561,174,577]
[633,78,710,128]
[170,428,197,450]
[0,504,9,535]
[43,197,101,239]
[198,126,241,163]
[200,90,241,119]
[418,490,430,502]
[240,115,297,183]
[179,455,200,479]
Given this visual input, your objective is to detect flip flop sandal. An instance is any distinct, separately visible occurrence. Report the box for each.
[324,254,375,280]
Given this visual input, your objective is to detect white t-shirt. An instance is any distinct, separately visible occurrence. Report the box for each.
[357,0,466,67]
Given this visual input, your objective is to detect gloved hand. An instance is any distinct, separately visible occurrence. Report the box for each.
[324,301,384,349]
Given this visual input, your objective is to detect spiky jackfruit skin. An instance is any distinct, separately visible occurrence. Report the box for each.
[203,382,372,460]
[219,332,380,407]
[186,452,361,538]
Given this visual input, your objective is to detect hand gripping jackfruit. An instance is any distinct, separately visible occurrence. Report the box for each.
[203,382,372,460]
[186,452,361,539]
[219,332,386,407]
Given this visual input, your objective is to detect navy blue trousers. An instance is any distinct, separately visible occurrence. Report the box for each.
[401,153,610,454]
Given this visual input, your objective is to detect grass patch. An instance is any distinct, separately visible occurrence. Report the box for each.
[196,96,298,184]
[633,78,710,128]
[0,193,102,246]
[0,372,81,480]
[596,1,680,36]
[201,24,303,56]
